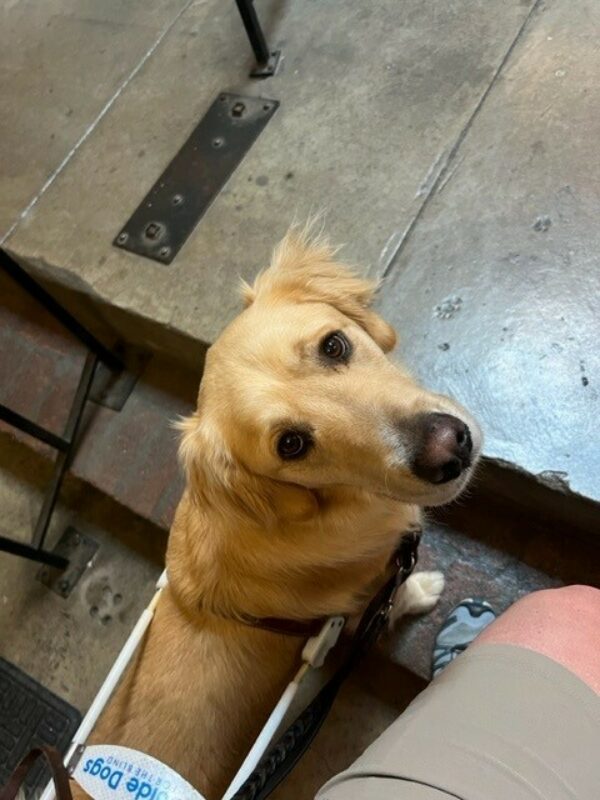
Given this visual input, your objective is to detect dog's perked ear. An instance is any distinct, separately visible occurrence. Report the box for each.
[177,413,317,525]
[242,228,397,353]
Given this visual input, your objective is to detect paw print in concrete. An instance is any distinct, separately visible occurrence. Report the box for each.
[433,295,462,320]
[533,215,552,232]
[85,577,123,625]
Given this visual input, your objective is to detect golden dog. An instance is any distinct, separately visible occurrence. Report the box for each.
[78,229,481,800]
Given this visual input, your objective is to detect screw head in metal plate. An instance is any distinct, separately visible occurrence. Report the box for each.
[116,232,128,245]
[144,221,165,241]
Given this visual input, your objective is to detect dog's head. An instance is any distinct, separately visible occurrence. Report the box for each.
[180,229,482,522]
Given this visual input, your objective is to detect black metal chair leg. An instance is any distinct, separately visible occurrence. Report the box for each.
[234,0,281,77]
[0,535,68,570]
[0,405,69,452]
[1,250,122,372]
[31,353,99,550]
[0,249,119,574]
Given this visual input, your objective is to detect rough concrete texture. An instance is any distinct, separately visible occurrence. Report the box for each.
[5,0,537,359]
[0,435,165,712]
[0,0,191,240]
[377,0,600,503]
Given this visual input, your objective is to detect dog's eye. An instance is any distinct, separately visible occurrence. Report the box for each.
[277,430,312,460]
[320,331,350,362]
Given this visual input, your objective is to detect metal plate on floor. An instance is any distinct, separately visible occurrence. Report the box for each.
[113,93,279,264]
[37,527,98,598]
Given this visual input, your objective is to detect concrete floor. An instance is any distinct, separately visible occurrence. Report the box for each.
[378,0,600,503]
[3,0,539,354]
[0,434,164,710]
[0,0,191,238]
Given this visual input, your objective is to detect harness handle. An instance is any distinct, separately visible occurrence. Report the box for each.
[0,747,72,800]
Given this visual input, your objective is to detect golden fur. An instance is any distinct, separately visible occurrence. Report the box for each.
[75,229,481,800]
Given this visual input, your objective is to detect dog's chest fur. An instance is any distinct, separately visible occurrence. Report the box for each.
[79,489,420,800]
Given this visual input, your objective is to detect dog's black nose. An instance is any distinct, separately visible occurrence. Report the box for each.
[412,413,473,485]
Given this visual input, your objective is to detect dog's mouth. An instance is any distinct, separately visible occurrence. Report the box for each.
[418,463,477,506]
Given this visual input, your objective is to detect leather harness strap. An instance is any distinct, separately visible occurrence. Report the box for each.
[0,746,72,800]
[243,615,324,637]
[244,529,422,638]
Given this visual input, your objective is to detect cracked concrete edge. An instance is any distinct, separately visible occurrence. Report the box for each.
[478,456,600,538]
[3,245,209,371]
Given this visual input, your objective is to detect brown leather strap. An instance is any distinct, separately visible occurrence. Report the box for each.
[0,746,72,800]
[242,615,325,637]
[243,530,422,638]
[240,529,423,638]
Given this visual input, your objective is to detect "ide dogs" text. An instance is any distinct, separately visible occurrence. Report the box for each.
[82,757,172,800]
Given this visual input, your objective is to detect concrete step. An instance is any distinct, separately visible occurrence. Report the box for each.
[2,0,599,518]
[0,0,192,241]
[2,0,540,363]
[2,275,598,682]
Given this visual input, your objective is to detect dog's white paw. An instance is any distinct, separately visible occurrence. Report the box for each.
[389,570,445,627]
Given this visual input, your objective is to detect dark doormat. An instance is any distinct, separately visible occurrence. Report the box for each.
[0,658,81,798]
